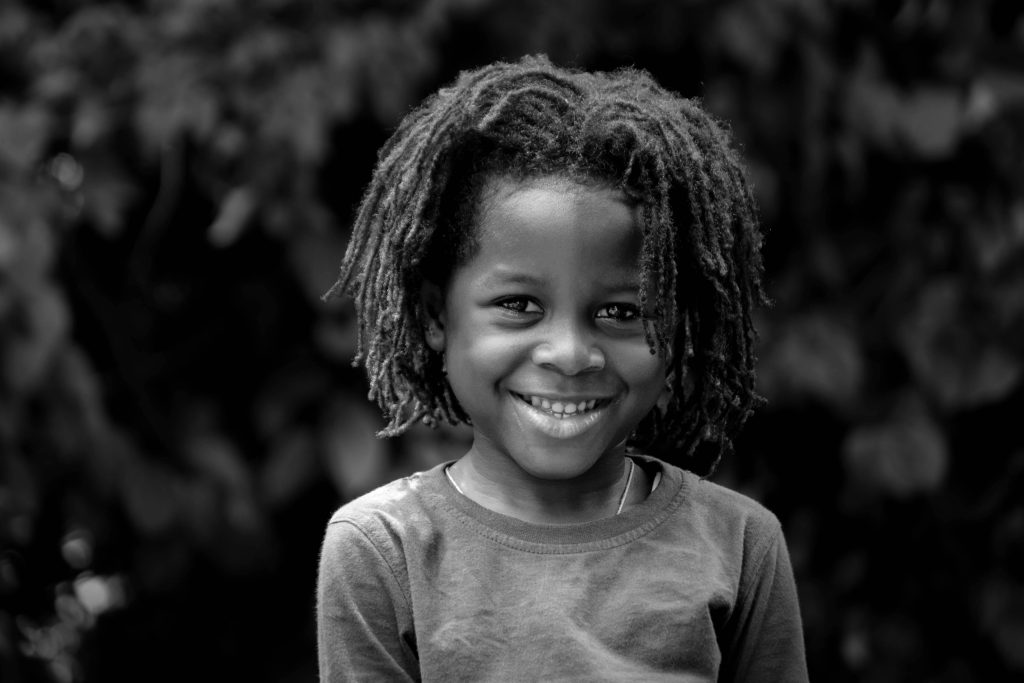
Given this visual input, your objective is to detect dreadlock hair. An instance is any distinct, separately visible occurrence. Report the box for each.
[323,54,769,476]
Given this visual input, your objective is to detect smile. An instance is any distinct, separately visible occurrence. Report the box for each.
[509,392,613,440]
[511,392,605,418]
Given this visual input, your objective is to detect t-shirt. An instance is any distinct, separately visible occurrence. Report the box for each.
[316,455,808,682]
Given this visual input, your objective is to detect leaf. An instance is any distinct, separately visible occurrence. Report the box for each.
[45,345,116,466]
[320,394,389,500]
[966,69,1024,128]
[73,574,126,617]
[253,363,332,439]
[178,478,219,543]
[0,4,33,45]
[260,67,329,164]
[183,429,250,494]
[842,395,949,497]
[71,99,114,149]
[210,122,248,162]
[225,25,292,76]
[900,88,962,158]
[0,451,39,544]
[134,53,218,151]
[208,186,257,247]
[2,283,70,393]
[0,104,51,173]
[362,19,437,124]
[323,26,363,121]
[119,449,180,536]
[287,228,350,305]
[80,157,139,238]
[756,312,864,410]
[0,200,57,280]
[714,1,787,76]
[32,67,81,102]
[48,153,84,192]
[966,201,1024,274]
[54,343,109,441]
[978,576,1024,672]
[259,429,318,508]
[847,71,903,148]
[847,65,963,158]
[899,279,1023,410]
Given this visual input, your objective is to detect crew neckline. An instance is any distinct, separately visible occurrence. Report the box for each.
[428,455,691,552]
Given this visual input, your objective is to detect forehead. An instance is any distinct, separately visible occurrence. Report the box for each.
[472,175,641,273]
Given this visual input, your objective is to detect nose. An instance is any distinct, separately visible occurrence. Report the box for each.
[531,321,605,375]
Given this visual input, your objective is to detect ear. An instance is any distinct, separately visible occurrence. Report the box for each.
[419,281,447,352]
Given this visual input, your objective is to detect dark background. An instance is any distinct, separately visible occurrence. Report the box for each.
[2,1,1023,681]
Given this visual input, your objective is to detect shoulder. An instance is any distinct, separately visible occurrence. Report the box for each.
[641,455,783,551]
[318,464,449,595]
[678,468,792,597]
[322,463,448,553]
[328,466,437,524]
[689,473,780,532]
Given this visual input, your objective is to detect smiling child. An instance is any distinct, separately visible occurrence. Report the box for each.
[317,56,809,682]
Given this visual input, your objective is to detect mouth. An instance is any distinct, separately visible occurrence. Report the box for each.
[508,391,615,439]
[510,392,609,419]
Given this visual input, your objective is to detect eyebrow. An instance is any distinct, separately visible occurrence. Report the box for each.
[480,271,546,288]
[481,270,640,293]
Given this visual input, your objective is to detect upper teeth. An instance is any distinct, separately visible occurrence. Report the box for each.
[522,395,597,416]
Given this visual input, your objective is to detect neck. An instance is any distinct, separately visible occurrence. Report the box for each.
[448,447,645,525]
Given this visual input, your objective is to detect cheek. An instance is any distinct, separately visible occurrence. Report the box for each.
[445,327,529,392]
[449,325,527,366]
[617,347,667,401]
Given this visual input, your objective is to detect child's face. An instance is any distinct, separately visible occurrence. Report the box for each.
[425,175,667,481]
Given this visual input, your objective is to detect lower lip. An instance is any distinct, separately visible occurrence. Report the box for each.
[510,394,608,439]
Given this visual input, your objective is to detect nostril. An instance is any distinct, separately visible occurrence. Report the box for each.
[532,340,605,375]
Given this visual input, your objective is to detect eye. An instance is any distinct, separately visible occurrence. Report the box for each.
[596,303,640,323]
[495,296,542,315]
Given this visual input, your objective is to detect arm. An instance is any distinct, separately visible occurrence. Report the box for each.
[316,519,419,682]
[719,517,809,683]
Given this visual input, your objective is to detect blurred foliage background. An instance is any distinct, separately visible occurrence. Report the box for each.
[1,0,1023,681]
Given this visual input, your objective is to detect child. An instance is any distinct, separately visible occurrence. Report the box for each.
[317,55,808,682]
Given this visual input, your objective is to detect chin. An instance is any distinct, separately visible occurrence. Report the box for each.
[505,438,625,481]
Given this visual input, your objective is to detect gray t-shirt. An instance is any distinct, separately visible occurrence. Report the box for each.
[317,455,808,682]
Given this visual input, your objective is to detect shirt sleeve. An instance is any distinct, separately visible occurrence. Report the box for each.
[719,515,809,683]
[316,518,419,682]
